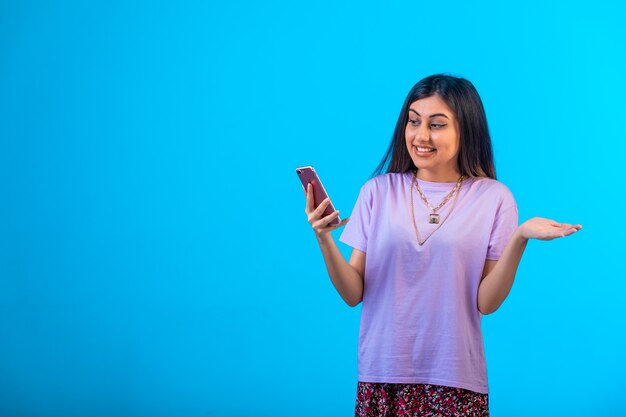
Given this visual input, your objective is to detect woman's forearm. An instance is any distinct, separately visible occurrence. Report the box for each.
[317,235,364,307]
[477,228,528,315]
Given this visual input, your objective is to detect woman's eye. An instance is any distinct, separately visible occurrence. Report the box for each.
[409,120,445,128]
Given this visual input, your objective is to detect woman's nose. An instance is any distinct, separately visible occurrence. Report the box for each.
[413,124,429,142]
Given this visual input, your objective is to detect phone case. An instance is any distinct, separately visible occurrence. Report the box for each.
[296,165,340,225]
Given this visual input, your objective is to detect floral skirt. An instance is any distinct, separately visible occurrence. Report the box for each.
[355,382,489,417]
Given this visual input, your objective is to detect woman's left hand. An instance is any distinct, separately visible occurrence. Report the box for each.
[518,217,583,241]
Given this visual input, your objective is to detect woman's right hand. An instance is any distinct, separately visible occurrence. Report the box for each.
[304,183,350,241]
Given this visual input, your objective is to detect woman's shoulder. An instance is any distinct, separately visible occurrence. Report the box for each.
[359,171,409,194]
[470,176,517,208]
[470,176,513,193]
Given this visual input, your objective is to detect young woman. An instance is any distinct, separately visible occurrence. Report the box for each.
[303,74,582,417]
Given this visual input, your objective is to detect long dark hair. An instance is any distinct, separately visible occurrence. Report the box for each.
[372,74,497,180]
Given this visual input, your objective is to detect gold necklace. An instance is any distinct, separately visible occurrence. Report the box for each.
[414,171,465,224]
[410,170,465,246]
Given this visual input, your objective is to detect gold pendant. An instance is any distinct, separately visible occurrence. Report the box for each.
[429,213,440,224]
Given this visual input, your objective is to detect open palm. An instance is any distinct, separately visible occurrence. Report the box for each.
[519,217,582,241]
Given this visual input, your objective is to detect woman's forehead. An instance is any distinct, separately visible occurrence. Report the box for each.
[409,95,454,117]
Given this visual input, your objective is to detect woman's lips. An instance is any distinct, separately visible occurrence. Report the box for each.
[414,146,437,157]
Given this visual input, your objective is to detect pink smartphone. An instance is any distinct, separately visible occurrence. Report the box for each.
[296,165,340,225]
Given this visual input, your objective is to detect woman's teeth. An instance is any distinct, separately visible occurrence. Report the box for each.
[416,147,436,152]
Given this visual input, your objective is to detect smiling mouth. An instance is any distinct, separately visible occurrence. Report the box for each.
[414,146,437,154]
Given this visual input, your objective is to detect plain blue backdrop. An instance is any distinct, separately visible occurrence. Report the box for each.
[1,0,624,416]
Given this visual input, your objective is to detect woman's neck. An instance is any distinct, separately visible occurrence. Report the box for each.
[415,168,462,183]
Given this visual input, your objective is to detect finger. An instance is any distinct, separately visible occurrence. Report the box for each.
[305,183,314,213]
[313,197,331,217]
[312,210,339,230]
[324,210,341,226]
[332,217,350,228]
[564,226,582,235]
[311,209,335,227]
[537,228,566,240]
[307,199,331,224]
[314,209,340,228]
[560,224,581,234]
[553,225,582,237]
[319,217,350,233]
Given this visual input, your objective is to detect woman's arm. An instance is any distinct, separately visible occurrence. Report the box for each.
[477,229,527,315]
[317,237,365,307]
[304,183,364,307]
[477,217,582,315]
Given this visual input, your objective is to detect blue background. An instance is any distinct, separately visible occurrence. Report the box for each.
[1,0,624,416]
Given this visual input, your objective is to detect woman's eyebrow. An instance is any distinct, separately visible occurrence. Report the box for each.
[408,109,450,119]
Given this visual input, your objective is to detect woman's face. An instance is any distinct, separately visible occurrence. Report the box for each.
[405,95,461,182]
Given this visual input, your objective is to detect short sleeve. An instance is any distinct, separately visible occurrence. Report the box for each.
[486,202,519,261]
[339,182,373,253]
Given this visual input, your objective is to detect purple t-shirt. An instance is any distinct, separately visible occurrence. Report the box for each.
[339,171,518,394]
